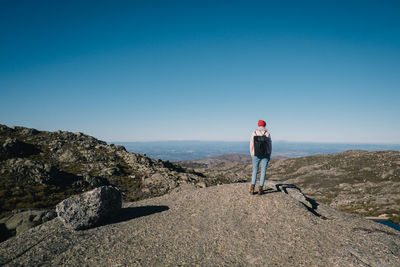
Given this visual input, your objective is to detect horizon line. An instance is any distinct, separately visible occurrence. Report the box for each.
[109,140,400,145]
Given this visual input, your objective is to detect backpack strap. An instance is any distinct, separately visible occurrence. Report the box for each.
[255,129,267,136]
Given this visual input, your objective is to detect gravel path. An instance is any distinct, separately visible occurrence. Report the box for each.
[1,183,399,266]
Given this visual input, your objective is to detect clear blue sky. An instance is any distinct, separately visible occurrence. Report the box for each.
[1,0,399,143]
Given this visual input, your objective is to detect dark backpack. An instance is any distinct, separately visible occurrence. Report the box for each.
[254,133,269,158]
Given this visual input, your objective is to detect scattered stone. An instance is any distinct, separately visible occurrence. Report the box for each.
[56,186,122,230]
[58,150,78,163]
[82,174,108,187]
[20,128,39,135]
[196,182,207,188]
[100,166,121,177]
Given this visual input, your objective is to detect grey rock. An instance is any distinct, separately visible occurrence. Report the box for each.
[56,186,122,230]
[196,182,207,188]
[82,174,106,187]
[100,166,121,177]
[4,158,60,184]
[3,209,56,236]
[20,128,39,135]
[2,138,18,150]
[58,150,78,163]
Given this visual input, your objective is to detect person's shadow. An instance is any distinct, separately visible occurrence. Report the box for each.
[102,205,169,226]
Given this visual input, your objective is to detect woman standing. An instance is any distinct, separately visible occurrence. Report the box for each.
[249,120,272,195]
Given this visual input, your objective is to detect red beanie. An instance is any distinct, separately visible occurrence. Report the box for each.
[258,120,266,127]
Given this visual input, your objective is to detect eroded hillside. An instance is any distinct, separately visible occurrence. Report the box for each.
[0,124,215,218]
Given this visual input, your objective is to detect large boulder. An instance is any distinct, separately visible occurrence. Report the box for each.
[56,186,122,230]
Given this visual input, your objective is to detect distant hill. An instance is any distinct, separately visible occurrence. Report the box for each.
[178,153,251,168]
[178,153,286,168]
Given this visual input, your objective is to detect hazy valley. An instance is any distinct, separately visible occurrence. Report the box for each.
[117,140,400,161]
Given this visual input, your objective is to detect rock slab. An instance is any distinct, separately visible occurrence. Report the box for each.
[1,183,400,266]
[0,209,57,243]
[56,186,121,230]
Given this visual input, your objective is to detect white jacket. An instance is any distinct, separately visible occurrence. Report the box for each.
[249,127,272,156]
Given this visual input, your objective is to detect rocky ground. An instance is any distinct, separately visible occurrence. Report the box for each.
[180,150,400,224]
[0,183,399,266]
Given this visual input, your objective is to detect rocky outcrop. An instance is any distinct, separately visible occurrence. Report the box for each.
[0,183,399,266]
[0,124,211,220]
[0,209,56,242]
[2,158,62,185]
[0,137,40,160]
[56,186,122,230]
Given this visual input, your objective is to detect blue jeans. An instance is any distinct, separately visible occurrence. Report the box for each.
[251,156,269,187]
